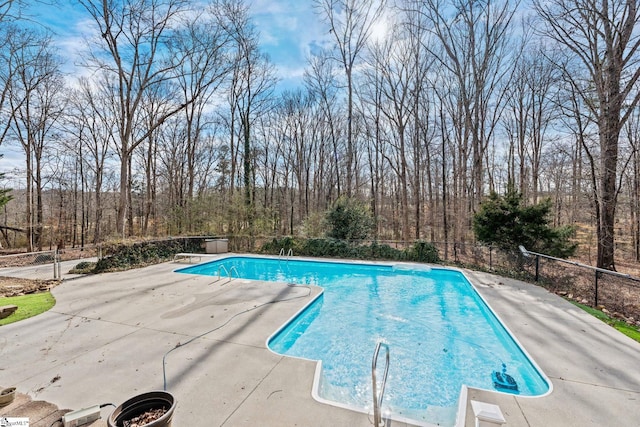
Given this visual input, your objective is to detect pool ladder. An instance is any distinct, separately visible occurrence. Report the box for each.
[217,265,239,283]
[372,341,390,427]
[279,247,293,260]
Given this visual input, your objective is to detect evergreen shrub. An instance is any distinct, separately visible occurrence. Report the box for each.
[260,237,439,264]
[93,237,206,273]
[473,188,577,259]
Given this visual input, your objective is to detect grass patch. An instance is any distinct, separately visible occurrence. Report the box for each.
[0,292,56,326]
[570,300,640,343]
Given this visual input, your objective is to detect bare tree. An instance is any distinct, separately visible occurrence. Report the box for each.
[421,0,517,245]
[0,0,23,24]
[535,0,640,269]
[504,37,561,202]
[156,115,187,233]
[216,0,277,241]
[170,11,231,230]
[626,109,640,261]
[279,90,314,222]
[0,23,28,148]
[8,29,65,250]
[304,50,344,200]
[355,58,383,236]
[136,83,169,235]
[79,0,202,237]
[66,75,118,244]
[364,29,416,242]
[314,0,386,197]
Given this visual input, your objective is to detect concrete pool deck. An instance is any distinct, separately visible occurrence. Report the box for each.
[0,256,639,426]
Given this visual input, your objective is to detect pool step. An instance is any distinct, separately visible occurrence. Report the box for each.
[462,387,522,427]
[470,400,506,427]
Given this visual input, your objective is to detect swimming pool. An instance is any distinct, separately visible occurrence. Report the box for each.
[176,256,550,426]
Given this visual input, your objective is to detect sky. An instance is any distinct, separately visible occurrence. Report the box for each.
[249,0,332,89]
[24,0,331,91]
[0,0,332,176]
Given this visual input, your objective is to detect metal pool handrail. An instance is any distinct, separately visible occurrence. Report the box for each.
[372,341,390,427]
[217,265,228,281]
[279,247,294,260]
[217,265,239,283]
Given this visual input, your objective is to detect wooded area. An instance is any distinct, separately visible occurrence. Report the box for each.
[0,0,639,271]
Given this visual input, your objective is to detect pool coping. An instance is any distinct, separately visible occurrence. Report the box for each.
[179,254,553,427]
[174,253,640,426]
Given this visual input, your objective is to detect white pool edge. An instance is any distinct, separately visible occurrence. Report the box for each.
[195,255,553,426]
[265,294,493,427]
[458,268,554,400]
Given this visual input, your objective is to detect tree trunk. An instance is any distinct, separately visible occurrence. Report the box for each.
[26,150,33,252]
[243,116,253,243]
[346,69,354,197]
[94,171,103,244]
[117,154,128,237]
[598,125,620,270]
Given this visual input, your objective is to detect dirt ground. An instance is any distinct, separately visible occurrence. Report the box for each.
[0,277,60,298]
[0,247,94,298]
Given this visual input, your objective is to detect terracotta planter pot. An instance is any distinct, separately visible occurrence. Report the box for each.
[107,391,175,427]
[0,387,16,407]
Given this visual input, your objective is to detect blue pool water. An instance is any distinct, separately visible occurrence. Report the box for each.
[177,256,549,426]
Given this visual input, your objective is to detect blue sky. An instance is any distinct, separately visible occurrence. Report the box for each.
[24,0,330,91]
[250,1,331,90]
[0,1,330,174]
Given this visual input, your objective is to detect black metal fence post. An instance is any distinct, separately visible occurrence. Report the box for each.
[594,271,599,307]
[517,245,640,318]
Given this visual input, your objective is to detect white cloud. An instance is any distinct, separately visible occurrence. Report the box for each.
[369,7,392,43]
[250,0,331,90]
[0,146,27,181]
[28,0,330,93]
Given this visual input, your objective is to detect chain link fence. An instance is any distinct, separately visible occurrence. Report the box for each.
[428,241,640,325]
[154,236,640,324]
[236,236,640,324]
[0,250,57,268]
[50,234,639,324]
[517,246,640,322]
